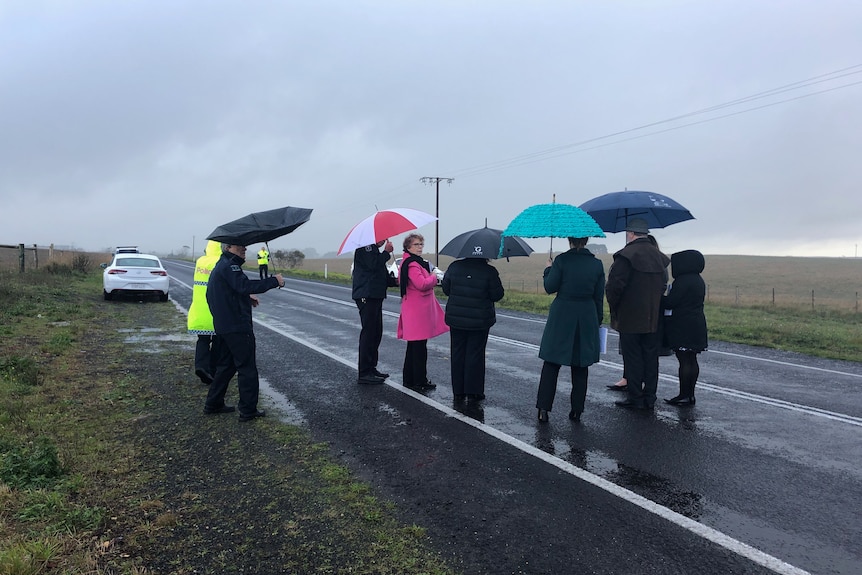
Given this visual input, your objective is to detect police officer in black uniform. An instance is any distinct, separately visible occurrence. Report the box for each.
[352,239,394,384]
[204,243,284,421]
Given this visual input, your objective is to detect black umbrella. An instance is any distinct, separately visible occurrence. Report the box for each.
[441,223,534,260]
[206,206,313,245]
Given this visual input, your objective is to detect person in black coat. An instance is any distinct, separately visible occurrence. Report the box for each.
[352,239,394,384]
[441,258,504,401]
[662,249,708,405]
[205,243,284,421]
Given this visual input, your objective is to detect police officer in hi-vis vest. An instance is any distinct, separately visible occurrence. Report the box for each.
[187,240,222,384]
[257,246,270,280]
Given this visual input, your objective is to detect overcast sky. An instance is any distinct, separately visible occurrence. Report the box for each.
[2,1,861,259]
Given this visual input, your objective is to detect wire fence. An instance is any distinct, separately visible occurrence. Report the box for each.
[504,279,861,313]
[0,244,105,273]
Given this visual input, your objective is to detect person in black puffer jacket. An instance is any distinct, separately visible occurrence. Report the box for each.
[662,249,708,405]
[441,258,504,401]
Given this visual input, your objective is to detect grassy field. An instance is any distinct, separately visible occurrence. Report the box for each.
[303,252,862,312]
[291,253,862,363]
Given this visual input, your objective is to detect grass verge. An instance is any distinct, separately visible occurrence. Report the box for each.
[0,269,455,575]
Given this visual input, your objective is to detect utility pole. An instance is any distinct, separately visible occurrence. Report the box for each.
[420,176,454,266]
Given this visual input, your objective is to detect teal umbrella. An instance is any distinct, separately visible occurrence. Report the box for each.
[500,202,604,257]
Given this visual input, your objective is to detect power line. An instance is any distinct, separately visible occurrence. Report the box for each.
[328,65,862,221]
[455,78,862,179]
[445,64,862,179]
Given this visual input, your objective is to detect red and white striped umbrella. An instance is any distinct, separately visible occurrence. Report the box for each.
[337,208,437,255]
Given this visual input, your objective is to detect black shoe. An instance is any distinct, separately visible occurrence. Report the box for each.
[371,368,390,379]
[606,384,628,392]
[203,404,235,414]
[358,374,386,384]
[453,393,467,401]
[665,396,696,406]
[537,408,549,422]
[406,379,436,390]
[466,393,485,402]
[196,369,213,384]
[615,399,648,410]
[239,409,266,422]
[568,410,582,421]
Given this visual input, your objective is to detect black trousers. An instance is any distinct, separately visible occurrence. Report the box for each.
[402,340,428,386]
[259,264,269,280]
[355,298,384,377]
[450,328,490,396]
[205,332,260,415]
[536,362,589,413]
[194,334,216,377]
[620,331,660,407]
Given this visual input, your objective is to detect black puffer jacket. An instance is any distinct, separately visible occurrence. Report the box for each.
[662,250,708,352]
[441,258,504,330]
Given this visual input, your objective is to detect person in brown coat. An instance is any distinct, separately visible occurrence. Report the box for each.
[605,218,670,410]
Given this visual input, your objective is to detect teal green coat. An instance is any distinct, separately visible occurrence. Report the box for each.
[538,248,605,367]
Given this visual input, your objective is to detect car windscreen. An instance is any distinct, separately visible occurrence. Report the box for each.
[116,258,160,268]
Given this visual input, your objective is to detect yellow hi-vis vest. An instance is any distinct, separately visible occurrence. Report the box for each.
[257,249,269,266]
[187,240,221,334]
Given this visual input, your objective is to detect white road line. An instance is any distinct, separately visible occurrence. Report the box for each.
[169,272,815,573]
[252,313,810,575]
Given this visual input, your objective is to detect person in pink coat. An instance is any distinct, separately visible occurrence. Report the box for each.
[397,233,449,390]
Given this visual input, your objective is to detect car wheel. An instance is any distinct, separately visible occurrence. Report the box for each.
[159,293,169,302]
[103,290,113,301]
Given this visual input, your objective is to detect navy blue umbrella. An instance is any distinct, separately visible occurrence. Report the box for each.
[578,190,694,233]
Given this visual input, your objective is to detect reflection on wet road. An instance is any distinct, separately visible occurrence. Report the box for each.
[163,263,861,575]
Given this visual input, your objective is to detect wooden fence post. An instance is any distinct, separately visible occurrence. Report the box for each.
[18,243,25,273]
[32,244,38,269]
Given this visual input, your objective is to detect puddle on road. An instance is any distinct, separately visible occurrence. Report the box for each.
[260,378,306,426]
[482,406,707,520]
[120,328,194,353]
[565,447,706,519]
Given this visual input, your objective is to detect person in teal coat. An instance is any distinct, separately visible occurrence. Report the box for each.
[536,237,605,422]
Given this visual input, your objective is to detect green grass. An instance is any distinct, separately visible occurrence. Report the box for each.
[282,265,862,363]
[0,268,456,574]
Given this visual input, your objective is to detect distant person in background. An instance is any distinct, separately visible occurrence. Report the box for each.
[441,257,504,402]
[662,249,708,406]
[187,240,222,384]
[606,218,670,410]
[536,237,605,422]
[352,238,394,385]
[257,245,270,280]
[397,233,449,391]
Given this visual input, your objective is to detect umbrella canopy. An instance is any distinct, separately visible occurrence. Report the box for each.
[501,203,606,241]
[440,225,534,260]
[578,190,694,233]
[206,206,313,245]
[337,208,436,255]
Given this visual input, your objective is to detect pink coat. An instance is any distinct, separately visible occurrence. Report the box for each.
[396,258,449,341]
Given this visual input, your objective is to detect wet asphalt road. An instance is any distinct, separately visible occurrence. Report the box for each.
[163,261,862,575]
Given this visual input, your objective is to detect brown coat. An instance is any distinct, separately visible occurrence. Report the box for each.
[605,237,670,334]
